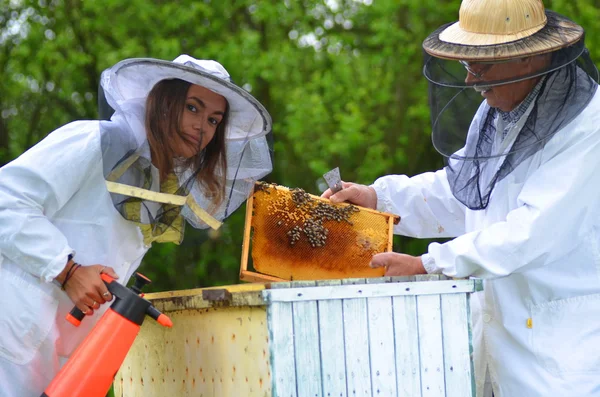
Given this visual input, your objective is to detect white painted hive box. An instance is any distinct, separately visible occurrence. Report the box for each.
[114,275,481,397]
[265,275,481,397]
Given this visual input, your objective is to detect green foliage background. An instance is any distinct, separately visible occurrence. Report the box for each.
[1,0,599,293]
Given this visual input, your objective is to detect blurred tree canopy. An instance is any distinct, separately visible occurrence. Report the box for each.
[1,0,599,292]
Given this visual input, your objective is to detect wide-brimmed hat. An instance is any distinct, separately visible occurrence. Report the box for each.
[98,55,273,234]
[423,0,584,61]
[101,55,272,141]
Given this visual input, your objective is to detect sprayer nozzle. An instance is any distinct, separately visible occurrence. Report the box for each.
[157,314,173,328]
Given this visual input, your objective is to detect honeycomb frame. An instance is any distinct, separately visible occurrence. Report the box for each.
[240,182,400,283]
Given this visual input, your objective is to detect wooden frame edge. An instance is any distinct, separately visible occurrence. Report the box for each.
[265,183,400,222]
[387,216,394,252]
[239,188,254,279]
[240,270,286,283]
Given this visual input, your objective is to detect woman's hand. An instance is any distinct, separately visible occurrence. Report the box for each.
[370,252,427,276]
[321,182,378,209]
[62,264,119,316]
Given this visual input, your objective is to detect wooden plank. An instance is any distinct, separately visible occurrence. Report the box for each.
[342,278,367,285]
[366,279,397,396]
[269,281,292,290]
[267,183,400,220]
[268,301,298,397]
[387,217,394,251]
[341,278,372,396]
[393,295,422,397]
[415,275,441,281]
[291,280,320,288]
[291,281,322,397]
[239,188,254,278]
[115,306,270,397]
[389,276,416,283]
[146,283,265,300]
[441,293,475,397]
[317,280,347,397]
[201,289,232,302]
[417,295,445,397]
[367,276,393,285]
[263,280,481,302]
[147,287,266,312]
[240,270,286,284]
[316,279,342,287]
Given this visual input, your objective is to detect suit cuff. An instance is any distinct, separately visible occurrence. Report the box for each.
[421,253,442,274]
[41,248,76,283]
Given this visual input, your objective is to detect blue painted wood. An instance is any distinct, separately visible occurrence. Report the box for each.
[266,277,478,397]
[317,280,347,397]
[341,278,372,397]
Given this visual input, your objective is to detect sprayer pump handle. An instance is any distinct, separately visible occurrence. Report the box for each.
[131,272,151,294]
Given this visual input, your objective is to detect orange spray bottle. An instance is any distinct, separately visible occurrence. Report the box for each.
[41,272,172,397]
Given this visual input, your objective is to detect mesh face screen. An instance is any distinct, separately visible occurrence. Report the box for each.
[250,182,393,280]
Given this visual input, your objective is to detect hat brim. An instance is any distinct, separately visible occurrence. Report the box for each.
[423,11,584,61]
[101,59,272,141]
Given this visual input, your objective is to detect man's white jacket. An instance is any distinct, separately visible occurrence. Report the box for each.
[374,90,600,397]
[0,121,148,396]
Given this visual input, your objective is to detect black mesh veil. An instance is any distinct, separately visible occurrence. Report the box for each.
[97,56,273,245]
[424,34,598,210]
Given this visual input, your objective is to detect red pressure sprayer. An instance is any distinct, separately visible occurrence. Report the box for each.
[42,272,172,397]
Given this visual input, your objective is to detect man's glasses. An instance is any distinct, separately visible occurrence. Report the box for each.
[459,58,521,79]
[459,61,494,79]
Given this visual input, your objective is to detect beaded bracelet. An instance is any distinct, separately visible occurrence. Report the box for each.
[61,263,82,291]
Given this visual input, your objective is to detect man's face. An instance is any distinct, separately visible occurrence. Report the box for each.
[463,57,542,112]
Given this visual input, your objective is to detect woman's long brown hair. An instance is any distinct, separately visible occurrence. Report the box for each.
[145,78,228,209]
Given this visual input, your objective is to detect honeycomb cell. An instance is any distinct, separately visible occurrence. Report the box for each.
[250,182,398,280]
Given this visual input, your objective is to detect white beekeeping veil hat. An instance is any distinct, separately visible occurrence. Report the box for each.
[98,55,273,244]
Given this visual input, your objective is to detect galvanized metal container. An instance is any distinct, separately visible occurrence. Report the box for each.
[114,276,481,397]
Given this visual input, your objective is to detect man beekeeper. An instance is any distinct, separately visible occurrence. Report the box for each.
[324,0,600,395]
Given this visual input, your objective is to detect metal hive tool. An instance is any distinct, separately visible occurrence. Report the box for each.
[323,167,343,194]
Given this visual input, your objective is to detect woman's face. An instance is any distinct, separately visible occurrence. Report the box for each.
[175,84,227,158]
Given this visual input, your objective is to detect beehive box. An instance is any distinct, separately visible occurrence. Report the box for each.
[114,276,481,397]
[239,182,400,283]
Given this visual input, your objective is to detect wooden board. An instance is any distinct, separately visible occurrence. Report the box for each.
[115,306,270,397]
[341,278,372,396]
[266,279,477,397]
[317,280,347,397]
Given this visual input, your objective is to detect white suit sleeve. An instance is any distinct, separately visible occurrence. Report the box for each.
[372,169,467,238]
[0,121,101,282]
[427,111,600,278]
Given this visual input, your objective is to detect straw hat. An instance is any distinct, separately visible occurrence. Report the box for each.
[423,0,584,61]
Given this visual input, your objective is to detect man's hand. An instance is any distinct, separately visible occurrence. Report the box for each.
[370,252,427,276]
[60,264,119,316]
[321,182,377,209]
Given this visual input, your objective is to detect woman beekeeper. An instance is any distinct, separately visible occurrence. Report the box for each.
[0,54,272,396]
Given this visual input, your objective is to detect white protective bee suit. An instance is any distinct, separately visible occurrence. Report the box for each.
[0,120,150,396]
[373,87,600,397]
